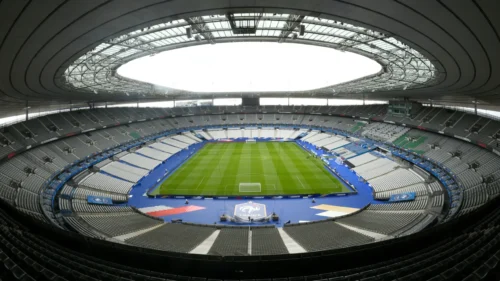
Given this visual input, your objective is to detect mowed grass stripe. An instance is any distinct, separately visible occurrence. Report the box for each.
[266,142,306,192]
[161,144,217,192]
[258,143,283,194]
[231,143,247,194]
[281,143,337,193]
[198,143,228,195]
[236,142,251,184]
[205,143,235,195]
[291,143,344,192]
[249,142,266,191]
[274,142,312,192]
[200,143,229,194]
[158,142,350,195]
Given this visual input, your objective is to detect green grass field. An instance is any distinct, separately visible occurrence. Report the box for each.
[153,142,350,196]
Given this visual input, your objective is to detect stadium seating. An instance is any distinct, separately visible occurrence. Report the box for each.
[301,130,320,141]
[353,158,399,180]
[79,212,163,237]
[125,223,216,253]
[330,147,357,158]
[251,227,289,255]
[161,137,190,149]
[72,187,128,202]
[284,221,375,251]
[323,138,350,150]
[374,183,429,200]
[135,147,171,161]
[71,199,134,214]
[79,172,133,194]
[100,161,148,182]
[348,153,378,166]
[369,197,429,211]
[62,215,104,238]
[120,153,161,170]
[368,169,423,192]
[277,129,297,139]
[1,105,500,278]
[362,123,410,142]
[336,209,425,236]
[7,196,496,280]
[208,227,249,256]
[195,130,213,140]
[150,141,180,154]
[172,134,199,145]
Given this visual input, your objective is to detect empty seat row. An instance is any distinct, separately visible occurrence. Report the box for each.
[79,212,163,237]
[72,187,128,202]
[72,199,134,214]
[369,168,423,192]
[284,221,375,252]
[126,223,214,253]
[120,153,161,170]
[374,183,429,200]
[79,173,133,194]
[369,196,429,211]
[337,210,424,236]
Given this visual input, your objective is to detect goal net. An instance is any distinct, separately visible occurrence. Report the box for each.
[239,182,261,192]
[246,139,257,144]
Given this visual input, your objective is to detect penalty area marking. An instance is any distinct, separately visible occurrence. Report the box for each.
[234,173,278,177]
[224,183,276,192]
[239,183,262,193]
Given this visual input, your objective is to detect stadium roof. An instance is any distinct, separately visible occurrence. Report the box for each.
[64,13,436,97]
[0,0,499,116]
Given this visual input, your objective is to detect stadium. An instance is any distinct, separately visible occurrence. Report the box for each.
[0,0,499,280]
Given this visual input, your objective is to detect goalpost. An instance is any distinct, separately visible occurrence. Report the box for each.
[239,182,261,192]
[246,139,257,144]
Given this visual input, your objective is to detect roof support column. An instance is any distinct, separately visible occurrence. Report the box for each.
[25,100,29,121]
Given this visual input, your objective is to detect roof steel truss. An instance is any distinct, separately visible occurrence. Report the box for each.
[60,13,440,98]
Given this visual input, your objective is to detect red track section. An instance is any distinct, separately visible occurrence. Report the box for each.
[147,205,205,217]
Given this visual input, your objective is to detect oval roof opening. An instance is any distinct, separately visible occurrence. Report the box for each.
[118,42,381,93]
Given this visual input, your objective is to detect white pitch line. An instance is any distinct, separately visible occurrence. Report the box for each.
[296,176,306,189]
[196,176,206,190]
[268,184,276,190]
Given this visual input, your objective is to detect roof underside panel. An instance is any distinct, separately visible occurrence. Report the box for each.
[0,0,497,111]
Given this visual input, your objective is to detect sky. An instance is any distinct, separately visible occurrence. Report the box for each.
[117,42,382,93]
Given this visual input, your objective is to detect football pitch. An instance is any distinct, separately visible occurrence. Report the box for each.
[154,142,351,196]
